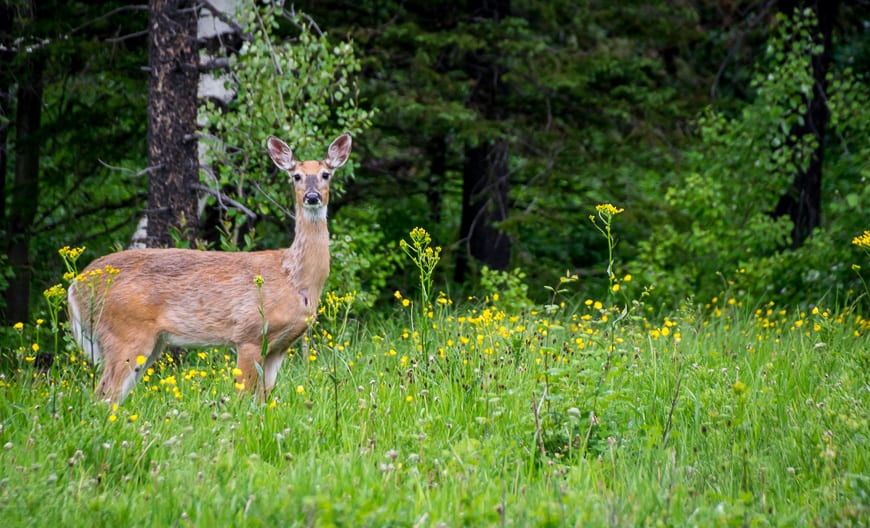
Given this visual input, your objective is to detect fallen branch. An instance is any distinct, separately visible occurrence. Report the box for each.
[532,388,548,459]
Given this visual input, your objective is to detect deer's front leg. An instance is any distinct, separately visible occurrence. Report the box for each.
[236,342,266,401]
[263,349,287,398]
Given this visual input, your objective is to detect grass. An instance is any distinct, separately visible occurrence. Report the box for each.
[1,287,868,527]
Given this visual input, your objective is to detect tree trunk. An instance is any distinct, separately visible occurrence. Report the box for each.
[455,140,511,282]
[146,0,199,248]
[0,3,11,244]
[3,54,44,325]
[427,135,447,225]
[454,0,512,283]
[196,0,244,247]
[773,0,838,247]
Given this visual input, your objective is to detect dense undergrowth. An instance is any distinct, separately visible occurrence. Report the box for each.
[1,224,868,526]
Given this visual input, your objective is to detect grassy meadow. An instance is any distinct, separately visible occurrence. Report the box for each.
[1,225,869,527]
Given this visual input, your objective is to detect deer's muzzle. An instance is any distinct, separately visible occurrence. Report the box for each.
[303,191,322,206]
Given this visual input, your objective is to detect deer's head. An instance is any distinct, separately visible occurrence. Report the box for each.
[267,133,352,221]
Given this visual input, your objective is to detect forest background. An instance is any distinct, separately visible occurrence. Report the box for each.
[1,0,869,326]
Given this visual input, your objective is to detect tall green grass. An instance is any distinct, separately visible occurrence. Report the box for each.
[1,290,868,526]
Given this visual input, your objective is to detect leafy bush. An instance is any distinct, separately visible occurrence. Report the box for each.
[327,207,401,310]
[199,4,374,249]
[479,266,533,312]
[637,9,870,307]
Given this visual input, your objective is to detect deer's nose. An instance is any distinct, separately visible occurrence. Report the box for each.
[303,191,322,205]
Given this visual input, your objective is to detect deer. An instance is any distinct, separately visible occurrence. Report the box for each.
[67,133,352,404]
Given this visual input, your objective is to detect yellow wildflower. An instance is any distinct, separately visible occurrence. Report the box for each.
[595,203,625,217]
[58,246,86,260]
[852,230,870,249]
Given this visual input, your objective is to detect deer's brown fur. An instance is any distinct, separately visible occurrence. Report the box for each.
[68,133,351,403]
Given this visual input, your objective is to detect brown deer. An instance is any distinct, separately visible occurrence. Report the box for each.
[68,133,352,403]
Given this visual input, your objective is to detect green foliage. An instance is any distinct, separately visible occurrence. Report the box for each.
[398,227,442,358]
[325,207,401,310]
[199,3,374,249]
[1,2,149,316]
[293,0,710,290]
[479,266,532,312]
[638,9,870,306]
[5,1,870,329]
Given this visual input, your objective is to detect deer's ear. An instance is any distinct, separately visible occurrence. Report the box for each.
[325,133,352,169]
[267,136,296,170]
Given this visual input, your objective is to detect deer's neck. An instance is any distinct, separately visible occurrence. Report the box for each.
[283,213,330,304]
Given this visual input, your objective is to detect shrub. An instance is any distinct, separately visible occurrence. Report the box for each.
[637,9,870,307]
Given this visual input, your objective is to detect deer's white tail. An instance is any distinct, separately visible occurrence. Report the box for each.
[68,133,352,403]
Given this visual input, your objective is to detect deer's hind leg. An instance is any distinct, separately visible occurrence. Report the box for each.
[96,331,164,403]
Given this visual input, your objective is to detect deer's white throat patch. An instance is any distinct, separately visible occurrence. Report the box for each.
[303,205,327,222]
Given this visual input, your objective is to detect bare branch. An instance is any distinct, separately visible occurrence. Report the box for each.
[106,29,150,44]
[253,181,295,220]
[34,193,145,235]
[191,182,257,220]
[97,160,163,178]
[199,57,231,71]
[69,5,149,35]
[198,0,254,41]
[532,389,548,460]
[710,0,777,100]
[284,4,324,38]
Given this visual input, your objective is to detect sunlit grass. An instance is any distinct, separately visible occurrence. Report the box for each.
[1,220,868,525]
[1,285,867,526]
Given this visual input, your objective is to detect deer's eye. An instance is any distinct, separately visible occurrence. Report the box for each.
[321,172,331,181]
[293,173,302,182]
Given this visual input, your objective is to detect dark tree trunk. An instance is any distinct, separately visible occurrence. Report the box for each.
[427,135,447,225]
[0,3,11,241]
[455,140,511,282]
[454,0,512,283]
[3,54,44,325]
[773,0,838,247]
[146,0,199,248]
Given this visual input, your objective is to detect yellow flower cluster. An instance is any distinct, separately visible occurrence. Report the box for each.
[58,246,86,261]
[595,203,624,217]
[408,227,432,249]
[43,284,66,300]
[852,230,870,250]
[73,264,121,285]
